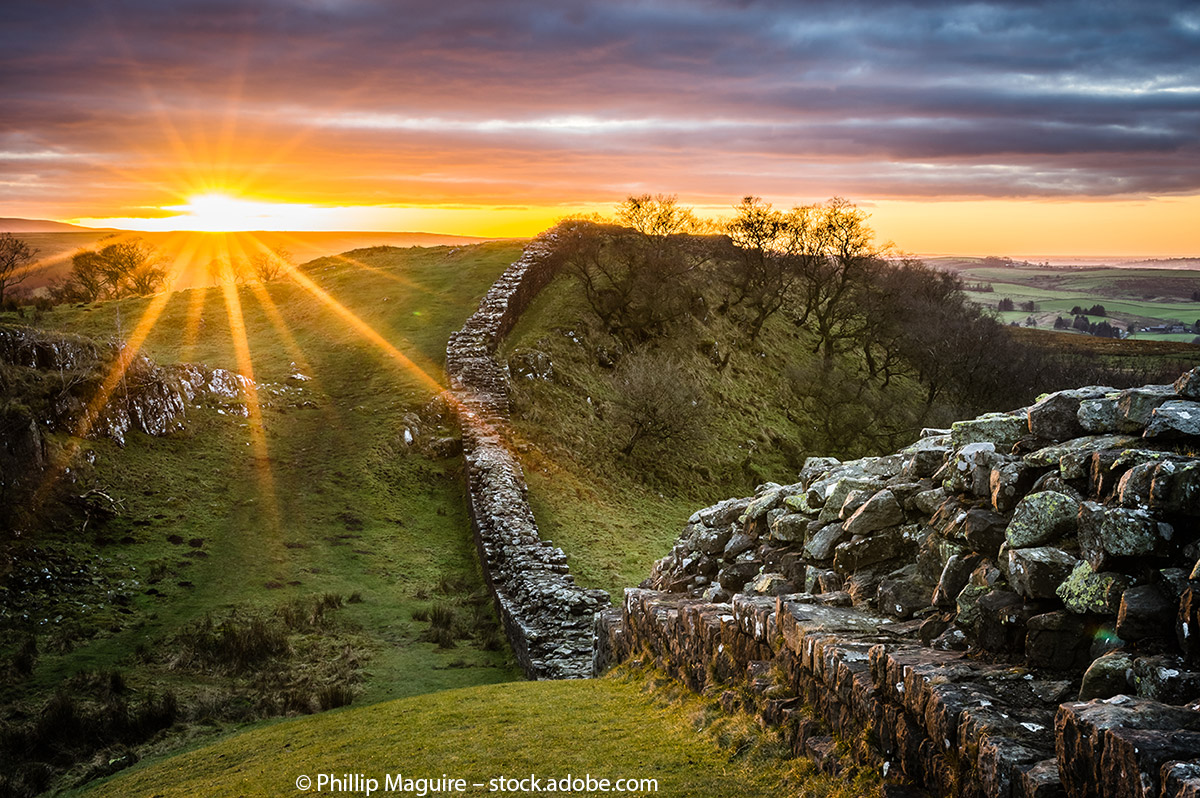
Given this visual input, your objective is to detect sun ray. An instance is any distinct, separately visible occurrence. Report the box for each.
[277,262,447,395]
[264,229,444,294]
[216,244,282,539]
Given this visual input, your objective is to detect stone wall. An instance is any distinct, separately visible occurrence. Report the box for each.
[597,370,1200,797]
[446,230,609,680]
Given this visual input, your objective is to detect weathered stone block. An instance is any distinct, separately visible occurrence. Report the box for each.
[833,528,907,573]
[1146,400,1200,439]
[1025,611,1089,670]
[1176,367,1200,399]
[1132,655,1200,705]
[1117,585,1175,641]
[992,461,1037,513]
[1018,758,1066,798]
[975,588,1029,653]
[912,486,948,515]
[843,489,904,537]
[877,576,931,619]
[1118,385,1176,430]
[946,442,1001,497]
[1150,461,1200,516]
[1057,698,1200,798]
[1006,491,1080,548]
[769,512,809,544]
[1180,587,1200,663]
[1028,386,1114,441]
[933,553,983,607]
[1078,396,1121,433]
[1162,761,1200,798]
[1079,651,1133,701]
[1007,547,1080,600]
[804,523,847,561]
[963,508,1010,556]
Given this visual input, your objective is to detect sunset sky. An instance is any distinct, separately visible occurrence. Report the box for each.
[3,0,1199,256]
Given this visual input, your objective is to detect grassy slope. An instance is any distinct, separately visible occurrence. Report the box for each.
[2,242,526,761]
[75,671,867,798]
[498,272,873,598]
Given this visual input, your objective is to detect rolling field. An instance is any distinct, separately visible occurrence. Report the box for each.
[934,258,1200,343]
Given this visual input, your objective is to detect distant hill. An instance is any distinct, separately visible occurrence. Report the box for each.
[0,217,108,232]
[11,229,511,291]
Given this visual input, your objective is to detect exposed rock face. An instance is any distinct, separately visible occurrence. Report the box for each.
[1,324,267,528]
[446,230,609,679]
[598,366,1200,797]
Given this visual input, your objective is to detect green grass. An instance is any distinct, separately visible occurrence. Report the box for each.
[1,242,528,791]
[73,671,869,798]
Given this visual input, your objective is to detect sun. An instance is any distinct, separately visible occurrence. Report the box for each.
[160,193,322,232]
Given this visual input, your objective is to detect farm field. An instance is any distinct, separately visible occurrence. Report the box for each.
[926,256,1200,344]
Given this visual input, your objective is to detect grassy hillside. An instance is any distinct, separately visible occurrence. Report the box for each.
[0,242,526,793]
[73,669,870,798]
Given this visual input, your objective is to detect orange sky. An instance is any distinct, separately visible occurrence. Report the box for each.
[4,2,1199,258]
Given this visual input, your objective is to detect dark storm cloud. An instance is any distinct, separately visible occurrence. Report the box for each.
[2,0,1198,201]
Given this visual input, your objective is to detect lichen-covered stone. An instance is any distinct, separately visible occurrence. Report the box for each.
[1006,491,1080,548]
[1057,561,1130,615]
[769,513,809,544]
[744,486,785,521]
[1078,501,1172,569]
[1077,395,1120,433]
[950,413,1027,449]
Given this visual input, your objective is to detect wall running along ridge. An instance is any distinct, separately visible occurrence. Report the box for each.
[596,370,1200,797]
[446,230,609,680]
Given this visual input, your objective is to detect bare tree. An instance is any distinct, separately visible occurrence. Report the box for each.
[609,351,705,457]
[249,247,291,282]
[0,233,38,305]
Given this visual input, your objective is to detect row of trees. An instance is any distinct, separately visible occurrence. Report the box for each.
[53,238,167,302]
[45,239,292,304]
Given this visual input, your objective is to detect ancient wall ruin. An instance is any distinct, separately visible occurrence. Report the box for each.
[446,231,609,680]
[597,371,1200,797]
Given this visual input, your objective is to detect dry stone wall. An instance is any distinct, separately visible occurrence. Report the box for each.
[597,369,1200,797]
[446,230,609,680]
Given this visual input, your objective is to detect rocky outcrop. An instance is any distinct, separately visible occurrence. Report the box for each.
[446,230,609,680]
[597,370,1200,796]
[0,324,273,528]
